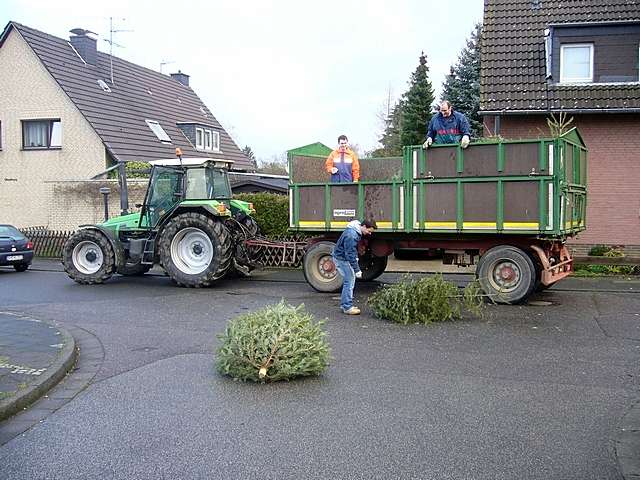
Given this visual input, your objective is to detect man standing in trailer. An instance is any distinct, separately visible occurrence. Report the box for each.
[423,101,472,148]
[325,135,360,183]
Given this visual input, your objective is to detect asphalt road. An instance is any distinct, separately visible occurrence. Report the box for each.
[0,264,639,479]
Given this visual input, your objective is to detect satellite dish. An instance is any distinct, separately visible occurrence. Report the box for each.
[69,28,97,36]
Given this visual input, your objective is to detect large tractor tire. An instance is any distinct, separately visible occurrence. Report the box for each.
[117,262,152,276]
[358,254,388,281]
[62,229,116,284]
[158,212,232,287]
[238,215,260,237]
[476,245,536,304]
[303,241,342,293]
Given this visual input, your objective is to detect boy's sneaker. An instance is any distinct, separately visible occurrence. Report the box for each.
[342,306,361,315]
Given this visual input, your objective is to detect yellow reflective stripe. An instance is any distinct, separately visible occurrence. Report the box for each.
[425,221,457,228]
[299,221,325,227]
[504,222,539,229]
[463,222,496,228]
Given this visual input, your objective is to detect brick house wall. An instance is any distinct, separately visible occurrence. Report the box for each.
[484,114,640,251]
[0,28,106,228]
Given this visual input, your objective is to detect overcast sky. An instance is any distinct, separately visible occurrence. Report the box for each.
[3,0,484,161]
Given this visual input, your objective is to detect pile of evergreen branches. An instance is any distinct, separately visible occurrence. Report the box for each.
[368,275,485,324]
[216,301,330,382]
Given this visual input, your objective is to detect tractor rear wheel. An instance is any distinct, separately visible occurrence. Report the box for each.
[158,212,232,287]
[62,229,116,284]
[476,246,535,304]
[303,241,342,293]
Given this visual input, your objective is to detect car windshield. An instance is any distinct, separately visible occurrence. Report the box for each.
[0,225,23,238]
[185,167,231,200]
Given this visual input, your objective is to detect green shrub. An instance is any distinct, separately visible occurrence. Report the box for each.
[577,247,638,276]
[107,161,151,179]
[588,245,610,256]
[234,193,290,237]
[368,275,485,324]
[216,301,330,382]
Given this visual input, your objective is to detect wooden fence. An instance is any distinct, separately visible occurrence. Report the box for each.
[20,228,306,268]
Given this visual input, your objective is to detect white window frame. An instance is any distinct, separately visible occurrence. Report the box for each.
[145,119,172,144]
[195,127,220,152]
[560,43,594,83]
[22,119,62,149]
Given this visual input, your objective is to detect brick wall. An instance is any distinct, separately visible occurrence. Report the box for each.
[0,27,106,228]
[41,179,148,230]
[484,114,640,250]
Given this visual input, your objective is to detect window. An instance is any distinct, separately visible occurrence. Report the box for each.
[22,119,62,149]
[145,119,172,144]
[195,127,219,152]
[560,44,594,83]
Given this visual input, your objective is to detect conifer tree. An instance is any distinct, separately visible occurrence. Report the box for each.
[399,52,435,147]
[441,23,482,137]
[242,145,258,171]
[370,101,405,156]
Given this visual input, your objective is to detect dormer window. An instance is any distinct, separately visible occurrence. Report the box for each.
[560,44,593,83]
[145,119,172,144]
[195,127,219,152]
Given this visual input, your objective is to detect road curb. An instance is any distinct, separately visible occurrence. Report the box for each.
[0,320,77,422]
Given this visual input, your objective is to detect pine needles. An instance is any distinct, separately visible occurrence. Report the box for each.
[216,301,330,382]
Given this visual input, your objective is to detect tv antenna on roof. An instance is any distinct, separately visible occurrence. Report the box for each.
[103,17,133,85]
[160,60,175,74]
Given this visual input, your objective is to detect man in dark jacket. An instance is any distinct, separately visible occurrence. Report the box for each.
[332,219,377,315]
[423,100,472,149]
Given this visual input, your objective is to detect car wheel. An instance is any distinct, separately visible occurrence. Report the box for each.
[13,263,29,272]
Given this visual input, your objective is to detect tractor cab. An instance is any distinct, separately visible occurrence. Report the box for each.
[141,158,234,228]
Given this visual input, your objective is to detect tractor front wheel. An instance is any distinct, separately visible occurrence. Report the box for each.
[158,212,232,287]
[62,229,116,284]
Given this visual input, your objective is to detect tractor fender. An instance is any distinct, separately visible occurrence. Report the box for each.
[156,205,229,234]
[76,225,125,268]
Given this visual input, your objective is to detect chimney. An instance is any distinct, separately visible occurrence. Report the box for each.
[69,28,98,66]
[170,70,190,86]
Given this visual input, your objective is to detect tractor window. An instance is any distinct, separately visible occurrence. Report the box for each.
[145,167,183,226]
[185,167,231,200]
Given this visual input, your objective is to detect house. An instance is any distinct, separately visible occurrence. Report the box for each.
[229,172,289,194]
[480,0,640,255]
[0,21,253,228]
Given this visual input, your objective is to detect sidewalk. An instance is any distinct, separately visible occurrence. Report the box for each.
[0,313,76,421]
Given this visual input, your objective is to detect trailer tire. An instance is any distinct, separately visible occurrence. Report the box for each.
[63,229,116,284]
[303,241,342,293]
[359,254,388,281]
[158,212,232,287]
[476,246,535,304]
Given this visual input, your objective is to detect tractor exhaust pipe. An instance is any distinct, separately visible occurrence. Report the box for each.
[118,161,129,215]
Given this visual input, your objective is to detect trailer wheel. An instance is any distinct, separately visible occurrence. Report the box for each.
[303,241,342,293]
[158,212,232,287]
[63,229,116,284]
[476,246,535,304]
[359,254,388,281]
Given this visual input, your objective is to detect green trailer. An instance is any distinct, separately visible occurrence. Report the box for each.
[289,128,587,303]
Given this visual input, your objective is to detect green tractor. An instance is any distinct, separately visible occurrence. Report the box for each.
[62,156,260,287]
